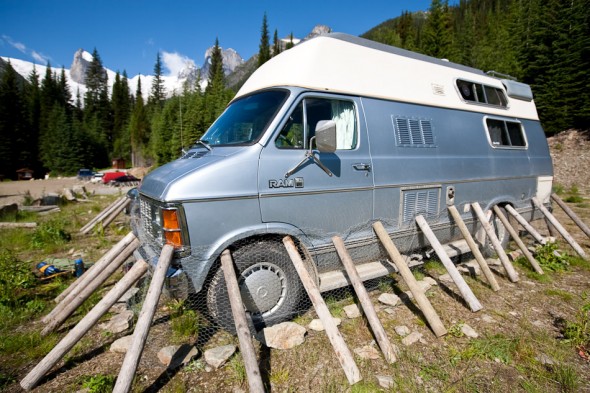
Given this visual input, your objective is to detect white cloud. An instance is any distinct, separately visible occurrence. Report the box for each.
[161,51,196,77]
[31,51,50,64]
[2,35,26,53]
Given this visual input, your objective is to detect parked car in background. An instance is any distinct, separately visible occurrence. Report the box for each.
[102,171,127,184]
[91,173,104,183]
[77,169,93,181]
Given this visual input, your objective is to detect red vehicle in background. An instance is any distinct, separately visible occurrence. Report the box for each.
[102,171,127,184]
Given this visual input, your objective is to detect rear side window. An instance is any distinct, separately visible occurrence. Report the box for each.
[457,79,508,108]
[486,118,527,148]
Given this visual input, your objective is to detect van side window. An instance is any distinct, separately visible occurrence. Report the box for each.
[457,79,508,108]
[486,118,526,148]
[276,98,357,150]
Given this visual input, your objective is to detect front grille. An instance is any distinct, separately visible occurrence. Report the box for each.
[140,197,163,244]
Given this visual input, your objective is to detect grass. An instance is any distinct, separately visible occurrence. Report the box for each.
[462,334,519,364]
[81,374,116,393]
[544,288,574,302]
[171,309,200,344]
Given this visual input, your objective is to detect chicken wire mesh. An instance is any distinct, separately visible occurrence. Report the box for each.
[126,194,547,350]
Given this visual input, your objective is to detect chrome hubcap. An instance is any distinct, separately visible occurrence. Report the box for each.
[239,262,287,316]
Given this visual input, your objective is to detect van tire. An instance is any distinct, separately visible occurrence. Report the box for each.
[206,239,306,333]
[482,206,509,257]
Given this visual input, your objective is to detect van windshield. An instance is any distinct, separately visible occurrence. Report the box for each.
[200,89,288,146]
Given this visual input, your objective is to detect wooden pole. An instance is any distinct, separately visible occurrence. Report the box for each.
[113,246,174,393]
[41,240,139,336]
[532,197,587,260]
[471,203,519,282]
[492,206,544,274]
[80,196,125,233]
[0,222,37,228]
[505,204,547,245]
[52,232,138,305]
[101,199,132,230]
[81,197,128,235]
[448,206,500,291]
[332,236,397,363]
[415,215,483,312]
[372,222,447,337]
[217,250,265,393]
[20,260,148,391]
[283,236,362,385]
[551,193,590,239]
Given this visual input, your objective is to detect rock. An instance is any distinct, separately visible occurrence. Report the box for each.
[109,303,128,314]
[110,335,134,353]
[532,320,544,328]
[395,325,410,337]
[535,353,555,365]
[0,203,18,216]
[481,314,496,323]
[486,258,501,267]
[260,322,306,349]
[458,261,481,276]
[308,318,341,332]
[383,307,396,315]
[117,287,139,303]
[63,188,77,201]
[509,311,519,317]
[343,304,361,319]
[376,375,395,389]
[158,344,199,369]
[204,345,236,369]
[378,293,400,307]
[354,345,380,360]
[417,280,432,292]
[402,331,423,346]
[72,185,88,198]
[508,250,523,262]
[438,273,453,284]
[461,324,479,338]
[98,310,134,334]
[423,276,438,286]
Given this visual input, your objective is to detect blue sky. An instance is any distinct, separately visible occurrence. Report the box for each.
[1,0,435,77]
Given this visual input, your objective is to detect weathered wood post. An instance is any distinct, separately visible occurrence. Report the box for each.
[471,203,519,282]
[42,240,139,336]
[20,260,148,391]
[415,215,483,312]
[373,221,447,337]
[283,236,362,385]
[113,245,174,393]
[79,196,125,234]
[505,204,547,245]
[532,197,587,259]
[217,250,265,393]
[552,193,590,239]
[101,199,132,230]
[447,205,500,291]
[52,232,138,305]
[332,236,397,363]
[492,205,544,274]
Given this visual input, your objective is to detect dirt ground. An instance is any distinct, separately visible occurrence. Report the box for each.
[0,177,124,206]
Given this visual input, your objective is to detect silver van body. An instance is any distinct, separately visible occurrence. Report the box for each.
[134,34,553,328]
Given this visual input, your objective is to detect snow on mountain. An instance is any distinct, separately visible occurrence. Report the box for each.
[1,45,244,102]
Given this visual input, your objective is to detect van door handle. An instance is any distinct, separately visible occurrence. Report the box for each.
[353,163,371,172]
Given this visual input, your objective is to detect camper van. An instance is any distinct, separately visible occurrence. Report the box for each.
[134,33,553,330]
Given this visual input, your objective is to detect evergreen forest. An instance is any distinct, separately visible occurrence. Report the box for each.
[0,0,588,179]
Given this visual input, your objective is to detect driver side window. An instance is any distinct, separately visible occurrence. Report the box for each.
[276,97,357,150]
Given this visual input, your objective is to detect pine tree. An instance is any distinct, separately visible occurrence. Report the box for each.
[129,77,150,167]
[423,0,455,59]
[258,13,271,66]
[149,52,166,108]
[285,33,295,50]
[24,65,42,175]
[0,61,26,178]
[205,38,231,127]
[112,70,132,159]
[272,29,281,56]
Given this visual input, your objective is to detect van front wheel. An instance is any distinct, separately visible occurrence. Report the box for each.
[206,239,306,333]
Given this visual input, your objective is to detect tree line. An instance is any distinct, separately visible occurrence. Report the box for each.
[0,13,287,179]
[363,0,590,134]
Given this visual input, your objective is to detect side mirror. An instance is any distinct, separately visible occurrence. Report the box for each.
[314,120,337,153]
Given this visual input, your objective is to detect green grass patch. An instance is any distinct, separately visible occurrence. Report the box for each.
[544,288,574,302]
[32,217,72,251]
[462,334,519,364]
[171,309,200,343]
[562,295,590,348]
[0,250,37,305]
[552,364,580,393]
[81,374,116,393]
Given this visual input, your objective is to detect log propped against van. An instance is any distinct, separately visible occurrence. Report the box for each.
[132,33,553,331]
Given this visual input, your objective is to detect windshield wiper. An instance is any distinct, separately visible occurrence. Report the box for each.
[195,139,212,151]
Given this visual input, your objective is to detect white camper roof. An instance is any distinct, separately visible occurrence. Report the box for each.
[235,33,539,120]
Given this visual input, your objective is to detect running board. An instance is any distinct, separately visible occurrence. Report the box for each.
[318,239,471,292]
